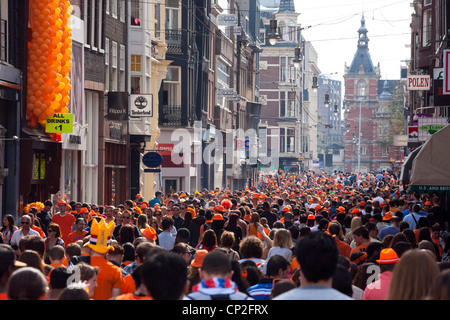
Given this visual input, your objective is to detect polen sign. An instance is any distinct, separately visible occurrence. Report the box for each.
[407,75,431,90]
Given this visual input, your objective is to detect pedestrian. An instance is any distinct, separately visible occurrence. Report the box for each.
[195,229,218,252]
[52,200,76,243]
[0,244,27,300]
[238,236,265,266]
[157,216,176,251]
[425,269,450,300]
[1,214,18,245]
[37,200,53,236]
[46,266,70,300]
[66,218,88,245]
[219,231,240,261]
[112,265,152,300]
[185,250,253,300]
[10,214,40,253]
[84,218,123,300]
[7,266,48,300]
[350,226,371,256]
[363,248,399,300]
[259,228,292,275]
[44,223,65,264]
[273,231,353,300]
[141,250,189,300]
[247,255,290,300]
[387,248,440,300]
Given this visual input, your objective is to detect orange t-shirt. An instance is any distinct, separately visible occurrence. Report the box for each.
[66,230,88,245]
[350,242,370,256]
[121,273,136,295]
[52,213,76,242]
[335,238,352,258]
[90,256,123,300]
[114,292,152,300]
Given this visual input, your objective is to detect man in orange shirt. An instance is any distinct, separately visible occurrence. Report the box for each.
[84,218,123,300]
[66,218,88,245]
[328,223,351,258]
[350,226,371,256]
[112,265,152,300]
[52,201,76,243]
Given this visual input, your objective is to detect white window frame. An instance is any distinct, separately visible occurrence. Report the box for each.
[112,41,118,69]
[119,44,125,71]
[120,0,125,22]
[105,38,110,65]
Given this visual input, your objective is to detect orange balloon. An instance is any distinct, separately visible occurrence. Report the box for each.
[61,107,69,113]
[33,108,42,117]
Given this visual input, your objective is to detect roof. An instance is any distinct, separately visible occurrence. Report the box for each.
[278,0,296,13]
[347,16,377,75]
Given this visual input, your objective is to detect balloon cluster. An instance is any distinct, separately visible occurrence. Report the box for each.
[26,0,73,138]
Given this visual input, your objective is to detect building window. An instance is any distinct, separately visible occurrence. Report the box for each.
[422,9,432,46]
[111,0,118,18]
[382,146,389,156]
[119,45,125,71]
[357,81,365,96]
[163,66,181,105]
[280,91,296,118]
[166,0,180,30]
[112,41,118,69]
[131,55,142,72]
[120,0,125,23]
[131,76,141,94]
[280,128,295,153]
[131,0,141,26]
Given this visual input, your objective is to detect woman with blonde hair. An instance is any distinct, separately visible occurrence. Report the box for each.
[259,228,293,275]
[387,249,440,300]
[346,216,363,247]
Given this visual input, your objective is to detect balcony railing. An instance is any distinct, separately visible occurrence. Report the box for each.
[159,104,183,127]
[163,30,183,54]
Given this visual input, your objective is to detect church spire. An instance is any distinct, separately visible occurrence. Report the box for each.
[278,0,295,13]
[346,16,376,75]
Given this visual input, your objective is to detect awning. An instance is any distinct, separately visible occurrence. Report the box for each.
[399,145,422,185]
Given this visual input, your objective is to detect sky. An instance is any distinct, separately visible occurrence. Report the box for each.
[292,0,414,82]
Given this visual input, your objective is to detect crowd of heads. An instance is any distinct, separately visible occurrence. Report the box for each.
[1,170,450,300]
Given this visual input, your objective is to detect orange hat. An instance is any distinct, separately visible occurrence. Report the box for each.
[140,226,157,241]
[281,207,291,213]
[337,206,346,213]
[221,199,232,208]
[212,214,224,221]
[57,200,70,208]
[215,205,226,213]
[376,248,400,264]
[191,249,208,268]
[382,212,393,221]
[307,214,315,220]
[314,205,323,212]
[187,207,196,218]
[252,193,260,199]
[79,207,89,214]
[424,201,431,206]
[351,208,360,215]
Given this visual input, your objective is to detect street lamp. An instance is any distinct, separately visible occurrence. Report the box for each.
[268,19,279,45]
[293,46,301,68]
[357,98,363,173]
[312,76,319,93]
[333,103,339,116]
[324,93,330,107]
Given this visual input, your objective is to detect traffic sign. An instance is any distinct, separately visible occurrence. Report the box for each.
[142,152,163,168]
[45,113,73,133]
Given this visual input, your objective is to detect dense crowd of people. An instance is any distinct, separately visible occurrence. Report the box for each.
[1,170,450,300]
